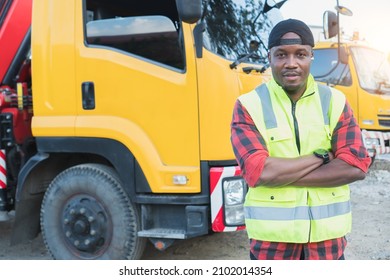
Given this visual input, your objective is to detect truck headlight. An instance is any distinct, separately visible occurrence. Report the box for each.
[222,177,247,226]
[364,137,380,147]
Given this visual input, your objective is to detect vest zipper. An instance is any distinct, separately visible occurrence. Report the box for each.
[291,91,315,154]
[291,101,301,154]
[293,91,316,242]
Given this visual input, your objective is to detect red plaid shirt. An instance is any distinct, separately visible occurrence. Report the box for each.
[249,237,347,260]
[231,93,371,260]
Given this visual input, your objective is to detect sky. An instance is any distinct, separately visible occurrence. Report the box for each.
[278,0,390,53]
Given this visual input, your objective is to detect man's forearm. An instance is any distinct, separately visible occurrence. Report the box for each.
[258,155,323,186]
[293,158,366,187]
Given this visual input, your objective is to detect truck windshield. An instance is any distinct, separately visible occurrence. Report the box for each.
[311,48,352,86]
[351,46,390,94]
[202,0,282,65]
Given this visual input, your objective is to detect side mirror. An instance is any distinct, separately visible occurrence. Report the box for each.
[323,10,338,39]
[176,0,202,24]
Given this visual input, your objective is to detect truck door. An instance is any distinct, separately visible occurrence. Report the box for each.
[73,0,200,192]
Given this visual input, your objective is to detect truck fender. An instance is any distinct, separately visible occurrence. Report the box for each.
[11,152,50,244]
[12,152,79,244]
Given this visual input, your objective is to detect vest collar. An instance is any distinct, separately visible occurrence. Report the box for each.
[269,74,317,102]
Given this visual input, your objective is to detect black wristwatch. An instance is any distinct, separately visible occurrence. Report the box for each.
[313,149,330,164]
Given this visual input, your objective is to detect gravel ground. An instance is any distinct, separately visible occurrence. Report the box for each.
[0,159,389,260]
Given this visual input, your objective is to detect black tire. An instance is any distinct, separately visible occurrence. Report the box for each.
[40,163,146,259]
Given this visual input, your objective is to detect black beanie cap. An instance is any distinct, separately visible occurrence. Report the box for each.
[268,18,315,49]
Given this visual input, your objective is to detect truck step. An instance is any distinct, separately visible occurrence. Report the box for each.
[138,228,186,239]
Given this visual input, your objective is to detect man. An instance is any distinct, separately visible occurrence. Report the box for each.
[230,19,371,260]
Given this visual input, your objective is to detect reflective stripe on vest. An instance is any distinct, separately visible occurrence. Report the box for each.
[245,200,351,220]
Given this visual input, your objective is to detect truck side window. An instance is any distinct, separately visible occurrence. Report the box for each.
[311,49,352,87]
[83,0,185,70]
[202,0,280,66]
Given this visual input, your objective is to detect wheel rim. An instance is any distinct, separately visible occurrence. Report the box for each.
[62,194,111,257]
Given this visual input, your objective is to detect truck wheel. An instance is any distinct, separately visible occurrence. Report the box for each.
[40,163,146,259]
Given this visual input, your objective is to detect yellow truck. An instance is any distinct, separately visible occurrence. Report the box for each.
[0,0,276,259]
[311,10,390,161]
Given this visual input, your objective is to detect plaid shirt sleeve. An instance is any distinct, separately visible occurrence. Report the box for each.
[332,100,371,173]
[230,99,269,187]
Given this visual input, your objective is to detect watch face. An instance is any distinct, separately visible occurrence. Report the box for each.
[314,149,330,164]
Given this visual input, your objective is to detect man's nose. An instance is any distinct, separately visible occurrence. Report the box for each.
[285,55,298,67]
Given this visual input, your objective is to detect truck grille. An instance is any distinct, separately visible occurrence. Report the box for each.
[378,120,390,127]
[378,114,390,127]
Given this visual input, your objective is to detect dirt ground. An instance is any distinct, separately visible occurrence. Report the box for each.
[0,159,389,260]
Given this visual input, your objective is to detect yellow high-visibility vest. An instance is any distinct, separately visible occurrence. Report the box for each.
[239,76,351,243]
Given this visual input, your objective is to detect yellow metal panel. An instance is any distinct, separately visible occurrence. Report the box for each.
[32,116,76,136]
[196,48,266,160]
[74,115,200,193]
[31,0,77,129]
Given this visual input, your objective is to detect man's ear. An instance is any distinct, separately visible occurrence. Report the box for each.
[268,51,271,62]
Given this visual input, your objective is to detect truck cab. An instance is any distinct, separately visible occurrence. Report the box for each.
[311,11,390,160]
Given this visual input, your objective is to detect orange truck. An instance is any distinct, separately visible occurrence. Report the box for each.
[0,0,278,259]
